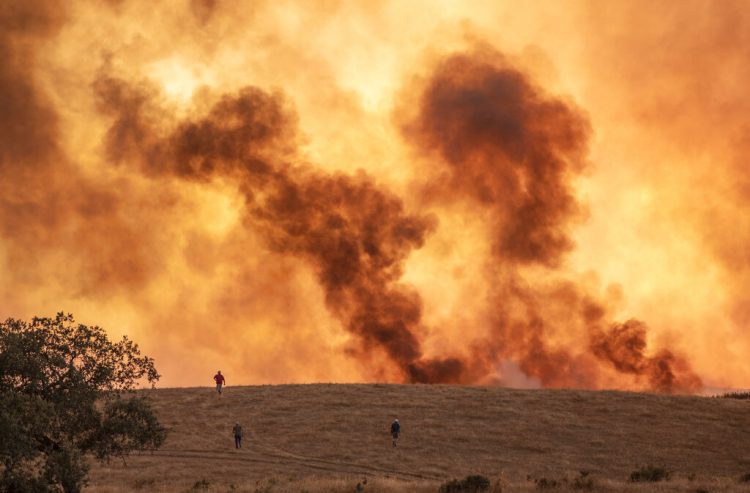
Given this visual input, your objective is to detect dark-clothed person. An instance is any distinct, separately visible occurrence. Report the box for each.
[233,423,242,449]
[390,419,400,447]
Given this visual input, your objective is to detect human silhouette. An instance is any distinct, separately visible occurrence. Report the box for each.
[213,370,226,394]
[390,418,400,447]
[233,422,242,448]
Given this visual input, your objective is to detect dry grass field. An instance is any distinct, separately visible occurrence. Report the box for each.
[86,385,750,492]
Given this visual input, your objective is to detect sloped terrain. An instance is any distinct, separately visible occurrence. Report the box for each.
[87,384,750,492]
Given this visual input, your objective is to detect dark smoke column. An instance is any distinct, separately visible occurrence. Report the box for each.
[95,79,465,383]
[402,48,701,392]
[404,50,590,267]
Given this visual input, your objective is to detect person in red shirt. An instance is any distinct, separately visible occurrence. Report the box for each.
[213,370,226,394]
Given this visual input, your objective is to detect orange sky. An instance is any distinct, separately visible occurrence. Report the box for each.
[1,0,748,391]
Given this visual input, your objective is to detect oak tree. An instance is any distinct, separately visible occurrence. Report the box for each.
[0,313,166,492]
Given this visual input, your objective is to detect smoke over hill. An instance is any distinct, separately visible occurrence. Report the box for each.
[2,1,748,391]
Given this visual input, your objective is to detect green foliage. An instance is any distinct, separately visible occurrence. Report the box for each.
[629,465,671,482]
[438,474,491,493]
[0,313,165,493]
[88,397,167,460]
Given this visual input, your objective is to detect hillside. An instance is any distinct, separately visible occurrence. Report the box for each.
[87,385,750,492]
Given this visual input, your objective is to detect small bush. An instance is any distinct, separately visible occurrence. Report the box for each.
[439,474,491,493]
[526,474,565,490]
[254,478,278,493]
[630,465,671,482]
[191,479,210,490]
[720,391,750,399]
[134,478,156,489]
[739,472,750,482]
[572,471,594,491]
[534,477,560,489]
[695,489,709,493]
[354,477,367,491]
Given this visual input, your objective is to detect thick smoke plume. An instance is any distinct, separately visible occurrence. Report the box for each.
[3,0,734,392]
[94,76,464,383]
[1,4,175,301]
[0,3,66,261]
[405,50,588,267]
[591,320,702,393]
[90,47,701,391]
[403,49,701,392]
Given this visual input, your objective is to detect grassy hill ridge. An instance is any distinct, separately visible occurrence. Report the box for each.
[87,384,750,492]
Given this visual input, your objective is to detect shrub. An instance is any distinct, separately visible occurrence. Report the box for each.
[629,465,671,482]
[739,472,750,482]
[572,471,594,491]
[134,478,156,489]
[191,479,210,490]
[439,474,491,493]
[354,477,368,491]
[534,477,560,489]
[254,478,278,493]
[720,391,750,399]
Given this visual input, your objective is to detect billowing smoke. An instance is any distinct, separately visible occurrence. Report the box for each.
[591,320,702,393]
[0,4,175,301]
[3,0,733,392]
[404,50,588,267]
[0,2,67,261]
[88,46,701,391]
[402,49,701,392]
[94,75,465,383]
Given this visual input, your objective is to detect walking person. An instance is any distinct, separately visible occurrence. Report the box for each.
[390,418,400,448]
[214,370,226,394]
[233,422,243,449]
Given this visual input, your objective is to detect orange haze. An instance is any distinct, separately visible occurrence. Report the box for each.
[1,1,748,391]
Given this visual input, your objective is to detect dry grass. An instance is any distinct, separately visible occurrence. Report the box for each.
[86,385,750,492]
